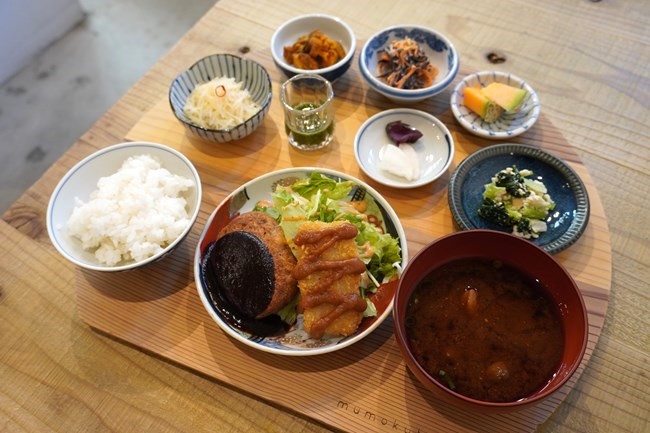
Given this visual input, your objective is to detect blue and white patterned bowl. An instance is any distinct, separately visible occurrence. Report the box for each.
[169,54,272,143]
[450,71,541,139]
[359,25,460,104]
[194,167,408,356]
[271,14,356,82]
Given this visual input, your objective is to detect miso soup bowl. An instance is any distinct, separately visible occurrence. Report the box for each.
[393,230,588,413]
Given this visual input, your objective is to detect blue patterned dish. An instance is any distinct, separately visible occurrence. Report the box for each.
[448,143,589,255]
[194,167,408,356]
[169,54,272,143]
[450,71,540,139]
[359,25,460,103]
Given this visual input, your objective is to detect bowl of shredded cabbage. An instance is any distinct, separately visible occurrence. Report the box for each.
[169,54,273,143]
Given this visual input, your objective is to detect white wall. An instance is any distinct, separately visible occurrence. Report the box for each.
[0,0,83,85]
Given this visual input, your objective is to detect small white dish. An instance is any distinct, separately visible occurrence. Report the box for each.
[450,70,541,139]
[270,14,356,82]
[354,108,454,188]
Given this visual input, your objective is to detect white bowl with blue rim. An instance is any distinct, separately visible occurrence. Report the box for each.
[47,141,202,272]
[359,25,460,104]
[270,14,356,82]
[169,54,272,143]
[354,108,455,188]
[450,70,541,139]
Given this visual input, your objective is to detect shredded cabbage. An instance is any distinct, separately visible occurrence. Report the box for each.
[183,76,260,130]
[254,173,403,318]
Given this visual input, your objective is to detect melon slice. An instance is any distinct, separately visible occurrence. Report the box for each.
[481,82,528,112]
[463,86,504,122]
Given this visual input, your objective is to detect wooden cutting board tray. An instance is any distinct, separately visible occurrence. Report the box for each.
[75,63,611,433]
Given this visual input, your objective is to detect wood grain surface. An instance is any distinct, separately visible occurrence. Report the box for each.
[70,66,612,432]
[1,0,648,432]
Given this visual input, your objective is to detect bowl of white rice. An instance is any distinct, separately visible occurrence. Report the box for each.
[47,141,202,272]
[169,54,272,143]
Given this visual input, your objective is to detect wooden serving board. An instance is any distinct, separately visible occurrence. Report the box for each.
[75,63,611,433]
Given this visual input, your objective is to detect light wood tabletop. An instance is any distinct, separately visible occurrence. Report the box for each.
[1,0,648,432]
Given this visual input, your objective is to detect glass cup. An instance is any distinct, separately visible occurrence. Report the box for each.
[280,73,335,151]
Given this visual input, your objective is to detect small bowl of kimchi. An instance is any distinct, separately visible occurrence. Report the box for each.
[271,14,356,82]
[359,25,460,104]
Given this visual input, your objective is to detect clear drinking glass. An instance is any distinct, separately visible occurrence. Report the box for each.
[280,73,335,150]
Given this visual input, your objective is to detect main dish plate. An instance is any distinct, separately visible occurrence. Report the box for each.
[354,108,454,188]
[194,167,408,356]
[448,144,590,255]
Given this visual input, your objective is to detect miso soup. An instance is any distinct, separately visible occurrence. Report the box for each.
[405,258,564,402]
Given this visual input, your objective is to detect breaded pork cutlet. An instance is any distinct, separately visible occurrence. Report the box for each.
[292,220,367,339]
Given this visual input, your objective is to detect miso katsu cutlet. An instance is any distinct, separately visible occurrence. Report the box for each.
[292,220,367,339]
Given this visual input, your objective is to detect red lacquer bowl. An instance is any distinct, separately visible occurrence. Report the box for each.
[393,229,588,413]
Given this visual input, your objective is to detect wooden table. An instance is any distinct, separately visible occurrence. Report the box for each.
[1,0,648,432]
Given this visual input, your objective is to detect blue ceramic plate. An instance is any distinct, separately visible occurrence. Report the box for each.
[448,144,589,254]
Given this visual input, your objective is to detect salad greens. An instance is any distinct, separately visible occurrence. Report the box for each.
[478,166,555,238]
[254,172,402,319]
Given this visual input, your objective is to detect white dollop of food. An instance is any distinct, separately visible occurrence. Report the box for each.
[378,143,420,181]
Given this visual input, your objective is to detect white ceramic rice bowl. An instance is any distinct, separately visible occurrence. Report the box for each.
[47,141,202,272]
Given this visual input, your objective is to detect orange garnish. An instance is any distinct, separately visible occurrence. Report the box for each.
[215,85,227,97]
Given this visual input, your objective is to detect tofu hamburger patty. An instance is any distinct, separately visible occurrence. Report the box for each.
[211,211,298,318]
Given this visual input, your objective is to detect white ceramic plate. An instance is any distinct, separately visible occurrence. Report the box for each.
[194,167,408,356]
[354,108,455,188]
[450,71,541,139]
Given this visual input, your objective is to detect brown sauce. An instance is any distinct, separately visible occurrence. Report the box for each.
[406,258,564,403]
[293,223,367,339]
[292,257,365,281]
[309,295,367,339]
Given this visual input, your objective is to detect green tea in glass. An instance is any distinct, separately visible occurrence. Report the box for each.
[280,74,334,150]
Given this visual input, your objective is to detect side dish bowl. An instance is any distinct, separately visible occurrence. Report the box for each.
[194,167,408,356]
[393,230,588,413]
[354,108,454,188]
[47,141,202,272]
[450,70,540,139]
[359,25,459,104]
[448,143,590,255]
[271,14,356,82]
[169,54,272,143]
